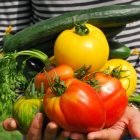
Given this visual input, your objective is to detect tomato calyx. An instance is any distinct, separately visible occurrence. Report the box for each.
[74,65,91,79]
[74,23,89,36]
[83,73,101,91]
[25,80,44,99]
[49,76,67,96]
[74,65,101,90]
[103,65,130,79]
[102,66,131,91]
[85,79,100,91]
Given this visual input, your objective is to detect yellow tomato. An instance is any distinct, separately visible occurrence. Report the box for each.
[100,59,137,96]
[54,23,109,72]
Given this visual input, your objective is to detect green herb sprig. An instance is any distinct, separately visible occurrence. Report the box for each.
[0,49,50,118]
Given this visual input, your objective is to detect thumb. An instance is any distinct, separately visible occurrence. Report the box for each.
[127,107,140,138]
[26,113,44,140]
[2,118,17,131]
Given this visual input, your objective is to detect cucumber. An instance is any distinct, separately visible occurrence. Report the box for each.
[18,26,126,55]
[3,4,140,52]
[34,39,55,57]
[109,40,131,59]
[101,25,126,39]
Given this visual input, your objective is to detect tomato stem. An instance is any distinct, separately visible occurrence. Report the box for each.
[74,65,91,79]
[50,76,67,96]
[14,49,50,67]
[83,73,100,91]
[103,65,129,79]
[25,80,44,99]
[75,23,89,36]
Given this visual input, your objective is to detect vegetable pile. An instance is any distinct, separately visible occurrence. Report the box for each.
[43,67,128,132]
[0,4,140,134]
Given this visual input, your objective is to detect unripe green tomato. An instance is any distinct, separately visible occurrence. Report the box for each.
[13,96,43,134]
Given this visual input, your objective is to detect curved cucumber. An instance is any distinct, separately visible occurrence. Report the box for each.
[109,40,131,59]
[101,25,126,39]
[3,4,140,52]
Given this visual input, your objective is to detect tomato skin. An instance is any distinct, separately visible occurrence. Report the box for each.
[54,24,109,72]
[44,78,106,133]
[35,64,74,91]
[85,72,128,128]
[100,59,137,96]
[13,96,43,134]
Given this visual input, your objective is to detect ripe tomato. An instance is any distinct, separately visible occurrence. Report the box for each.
[54,23,109,72]
[85,72,128,128]
[44,78,106,133]
[34,64,74,91]
[100,59,137,96]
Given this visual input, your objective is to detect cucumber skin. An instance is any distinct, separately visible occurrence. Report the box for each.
[26,25,126,56]
[3,4,140,52]
[109,40,131,59]
[101,25,126,39]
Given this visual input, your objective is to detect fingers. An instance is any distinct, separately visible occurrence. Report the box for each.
[2,118,17,131]
[43,122,75,140]
[87,128,124,140]
[86,106,140,140]
[63,131,86,140]
[127,106,140,139]
[55,131,67,140]
[43,121,60,140]
[25,113,44,140]
[70,133,86,140]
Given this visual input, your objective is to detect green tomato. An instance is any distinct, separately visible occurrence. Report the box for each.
[13,96,43,134]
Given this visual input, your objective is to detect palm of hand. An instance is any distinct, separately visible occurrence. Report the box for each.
[63,106,140,140]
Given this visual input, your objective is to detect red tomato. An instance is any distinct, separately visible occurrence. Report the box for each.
[34,64,74,91]
[84,72,128,128]
[44,78,106,133]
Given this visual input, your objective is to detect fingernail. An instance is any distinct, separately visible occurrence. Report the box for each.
[62,131,71,137]
[9,119,16,128]
[46,122,58,133]
[71,135,80,140]
[87,134,95,140]
[34,113,43,129]
[36,113,43,122]
[71,134,86,140]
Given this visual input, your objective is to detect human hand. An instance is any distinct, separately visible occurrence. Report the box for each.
[62,106,140,140]
[2,113,66,140]
[3,106,140,140]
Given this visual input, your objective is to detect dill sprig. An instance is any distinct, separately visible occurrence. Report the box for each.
[0,49,50,119]
[0,53,27,118]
